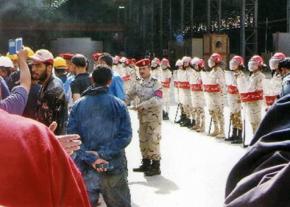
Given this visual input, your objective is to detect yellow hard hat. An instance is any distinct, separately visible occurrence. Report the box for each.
[23,46,35,58]
[54,56,68,69]
[6,52,18,61]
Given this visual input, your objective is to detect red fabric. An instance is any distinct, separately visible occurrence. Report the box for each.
[265,95,277,106]
[240,90,263,102]
[162,79,171,88]
[203,84,221,93]
[154,90,163,98]
[227,85,239,95]
[190,84,203,92]
[0,110,91,207]
[179,81,190,89]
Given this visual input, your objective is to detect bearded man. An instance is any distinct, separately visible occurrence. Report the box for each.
[30,49,67,135]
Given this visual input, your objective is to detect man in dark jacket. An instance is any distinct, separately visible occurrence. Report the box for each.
[30,49,67,135]
[225,94,290,207]
[68,66,132,207]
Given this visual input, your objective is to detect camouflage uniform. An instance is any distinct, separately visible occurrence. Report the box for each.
[177,67,193,119]
[263,73,282,111]
[161,68,172,115]
[189,69,205,132]
[127,75,163,161]
[201,66,225,138]
[237,70,265,134]
[173,69,180,104]
[225,70,242,131]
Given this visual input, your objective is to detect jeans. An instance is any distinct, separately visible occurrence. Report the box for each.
[100,171,131,207]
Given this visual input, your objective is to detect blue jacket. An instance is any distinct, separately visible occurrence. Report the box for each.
[67,86,132,174]
[109,71,125,100]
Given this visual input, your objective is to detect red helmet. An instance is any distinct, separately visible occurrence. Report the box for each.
[250,55,264,66]
[209,53,223,63]
[92,52,103,61]
[272,52,286,60]
[161,58,170,68]
[231,56,244,66]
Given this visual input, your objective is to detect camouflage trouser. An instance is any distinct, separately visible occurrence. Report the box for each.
[245,101,261,134]
[139,120,161,161]
[191,107,205,128]
[230,111,243,130]
[183,104,192,118]
[209,108,224,133]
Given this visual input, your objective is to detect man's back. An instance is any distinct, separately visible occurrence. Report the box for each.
[0,109,90,206]
[68,86,132,172]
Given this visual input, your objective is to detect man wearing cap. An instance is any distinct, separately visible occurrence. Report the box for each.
[126,58,163,176]
[30,49,67,135]
[0,56,12,99]
[70,54,92,102]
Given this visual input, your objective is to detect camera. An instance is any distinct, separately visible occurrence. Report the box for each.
[9,38,23,55]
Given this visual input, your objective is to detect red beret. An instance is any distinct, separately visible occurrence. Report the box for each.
[136,59,151,67]
[92,52,103,61]
[59,53,74,60]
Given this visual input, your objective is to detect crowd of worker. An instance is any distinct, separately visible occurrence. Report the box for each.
[0,45,290,206]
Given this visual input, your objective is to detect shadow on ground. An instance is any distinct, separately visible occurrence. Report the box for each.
[129,175,179,194]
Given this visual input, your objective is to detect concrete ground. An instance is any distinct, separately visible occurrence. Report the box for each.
[100,106,250,207]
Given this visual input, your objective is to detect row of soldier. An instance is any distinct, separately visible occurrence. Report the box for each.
[111,52,289,145]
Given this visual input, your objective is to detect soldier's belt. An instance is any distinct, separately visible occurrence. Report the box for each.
[122,75,131,81]
[178,81,190,89]
[240,90,263,102]
[162,81,170,88]
[227,85,239,95]
[203,84,221,93]
[265,95,277,106]
[190,84,203,92]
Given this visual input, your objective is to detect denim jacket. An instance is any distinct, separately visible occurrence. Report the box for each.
[67,86,132,174]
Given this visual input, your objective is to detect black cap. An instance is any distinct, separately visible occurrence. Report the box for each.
[279,58,290,69]
[71,54,88,67]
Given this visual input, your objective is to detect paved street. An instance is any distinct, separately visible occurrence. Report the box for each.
[100,106,248,207]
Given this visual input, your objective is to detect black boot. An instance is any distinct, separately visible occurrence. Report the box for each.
[231,129,243,144]
[176,113,186,124]
[133,159,151,172]
[163,112,169,120]
[145,160,161,176]
[189,119,196,129]
[226,128,237,141]
[180,117,190,127]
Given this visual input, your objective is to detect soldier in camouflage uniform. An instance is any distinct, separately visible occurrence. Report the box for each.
[226,56,244,144]
[189,57,205,132]
[203,53,226,138]
[177,56,194,128]
[126,59,163,177]
[160,58,172,120]
[263,53,286,110]
[237,55,266,134]
[151,57,163,81]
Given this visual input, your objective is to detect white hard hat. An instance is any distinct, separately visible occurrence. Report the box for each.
[0,56,14,68]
